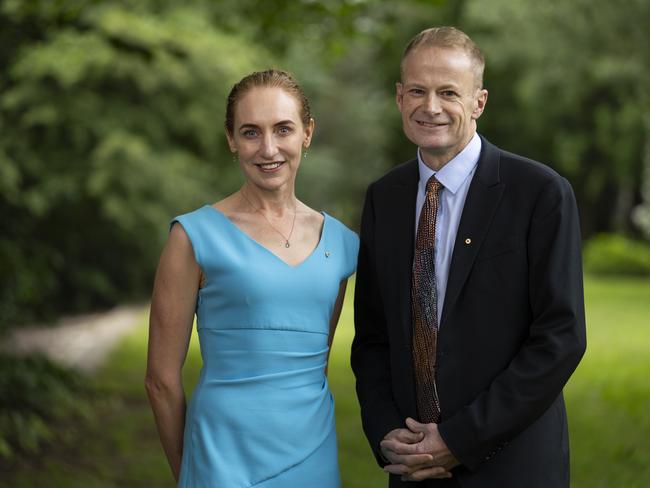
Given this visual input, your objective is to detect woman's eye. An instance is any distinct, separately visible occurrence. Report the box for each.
[277,126,292,135]
[242,129,258,137]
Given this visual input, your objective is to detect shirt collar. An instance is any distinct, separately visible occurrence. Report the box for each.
[417,132,481,195]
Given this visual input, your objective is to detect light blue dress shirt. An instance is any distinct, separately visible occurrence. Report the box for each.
[415,132,481,325]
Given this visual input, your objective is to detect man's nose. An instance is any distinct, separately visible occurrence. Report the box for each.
[423,94,442,114]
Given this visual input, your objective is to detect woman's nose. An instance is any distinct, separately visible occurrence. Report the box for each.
[259,134,278,158]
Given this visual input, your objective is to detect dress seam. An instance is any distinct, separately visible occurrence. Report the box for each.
[245,417,336,487]
[196,326,328,335]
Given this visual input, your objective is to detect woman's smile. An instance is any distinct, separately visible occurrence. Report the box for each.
[255,161,286,173]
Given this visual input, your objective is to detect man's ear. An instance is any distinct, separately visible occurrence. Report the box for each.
[396,82,404,111]
[472,89,488,120]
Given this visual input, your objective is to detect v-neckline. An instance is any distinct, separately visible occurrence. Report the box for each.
[203,205,327,269]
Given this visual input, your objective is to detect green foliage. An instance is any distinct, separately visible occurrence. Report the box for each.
[632,114,650,239]
[0,353,88,460]
[0,2,263,327]
[287,39,396,220]
[583,234,650,277]
[466,0,650,235]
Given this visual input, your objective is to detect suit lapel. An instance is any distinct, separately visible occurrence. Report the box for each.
[441,139,505,326]
[375,160,419,344]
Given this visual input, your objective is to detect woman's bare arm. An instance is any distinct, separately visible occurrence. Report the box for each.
[145,223,199,481]
[326,280,348,375]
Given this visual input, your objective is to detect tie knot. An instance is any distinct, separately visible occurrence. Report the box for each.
[426,176,442,194]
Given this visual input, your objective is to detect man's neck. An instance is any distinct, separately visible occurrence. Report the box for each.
[419,132,477,171]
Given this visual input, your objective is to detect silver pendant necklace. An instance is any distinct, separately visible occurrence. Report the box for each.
[240,189,297,248]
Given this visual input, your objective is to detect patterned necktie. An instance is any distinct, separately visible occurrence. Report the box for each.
[412,176,442,423]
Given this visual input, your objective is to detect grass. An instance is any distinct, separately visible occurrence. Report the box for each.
[2,276,650,487]
[329,283,386,488]
[566,277,650,487]
[0,308,180,488]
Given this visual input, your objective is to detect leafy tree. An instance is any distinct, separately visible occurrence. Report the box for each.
[465,0,650,236]
[0,2,262,327]
[632,112,650,238]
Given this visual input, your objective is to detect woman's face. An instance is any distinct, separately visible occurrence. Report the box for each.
[226,86,314,192]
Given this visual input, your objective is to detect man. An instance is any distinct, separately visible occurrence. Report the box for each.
[352,26,586,487]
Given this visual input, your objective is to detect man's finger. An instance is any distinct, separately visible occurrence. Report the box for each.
[383,463,411,476]
[382,452,434,467]
[394,428,424,443]
[380,439,421,455]
[405,417,428,433]
[383,459,437,475]
[404,466,453,481]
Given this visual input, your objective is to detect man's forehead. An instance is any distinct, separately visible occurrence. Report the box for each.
[402,47,476,83]
[405,46,473,68]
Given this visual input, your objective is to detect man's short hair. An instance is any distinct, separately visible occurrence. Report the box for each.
[400,26,485,89]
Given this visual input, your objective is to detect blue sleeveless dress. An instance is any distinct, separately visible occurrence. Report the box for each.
[173,205,359,488]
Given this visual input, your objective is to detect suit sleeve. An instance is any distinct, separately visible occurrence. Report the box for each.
[438,175,587,470]
[351,184,405,466]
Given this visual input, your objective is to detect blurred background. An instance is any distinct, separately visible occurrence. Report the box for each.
[1,0,649,486]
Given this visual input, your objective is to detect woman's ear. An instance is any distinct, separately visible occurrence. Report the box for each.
[225,131,237,153]
[303,118,315,149]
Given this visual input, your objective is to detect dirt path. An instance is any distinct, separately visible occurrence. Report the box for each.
[1,304,148,373]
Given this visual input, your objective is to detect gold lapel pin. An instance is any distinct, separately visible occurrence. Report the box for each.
[464,238,472,245]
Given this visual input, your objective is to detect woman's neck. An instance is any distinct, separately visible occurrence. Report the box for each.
[239,182,297,216]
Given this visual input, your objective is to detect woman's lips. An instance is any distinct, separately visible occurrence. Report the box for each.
[255,161,285,173]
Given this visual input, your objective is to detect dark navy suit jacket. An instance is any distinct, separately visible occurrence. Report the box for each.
[352,137,586,487]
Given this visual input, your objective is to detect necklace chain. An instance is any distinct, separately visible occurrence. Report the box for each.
[240,189,297,248]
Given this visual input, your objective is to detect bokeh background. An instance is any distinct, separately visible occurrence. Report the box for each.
[1,0,649,486]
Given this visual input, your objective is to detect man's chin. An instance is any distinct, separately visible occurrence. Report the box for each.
[409,137,449,153]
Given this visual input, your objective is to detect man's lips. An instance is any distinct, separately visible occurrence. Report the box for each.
[415,120,448,128]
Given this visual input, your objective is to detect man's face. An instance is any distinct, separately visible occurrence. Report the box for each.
[396,46,487,169]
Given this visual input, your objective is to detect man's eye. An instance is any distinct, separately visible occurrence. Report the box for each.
[243,129,258,137]
[277,126,292,135]
[409,89,425,96]
[441,90,458,97]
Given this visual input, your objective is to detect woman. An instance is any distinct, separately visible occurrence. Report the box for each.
[145,69,358,487]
